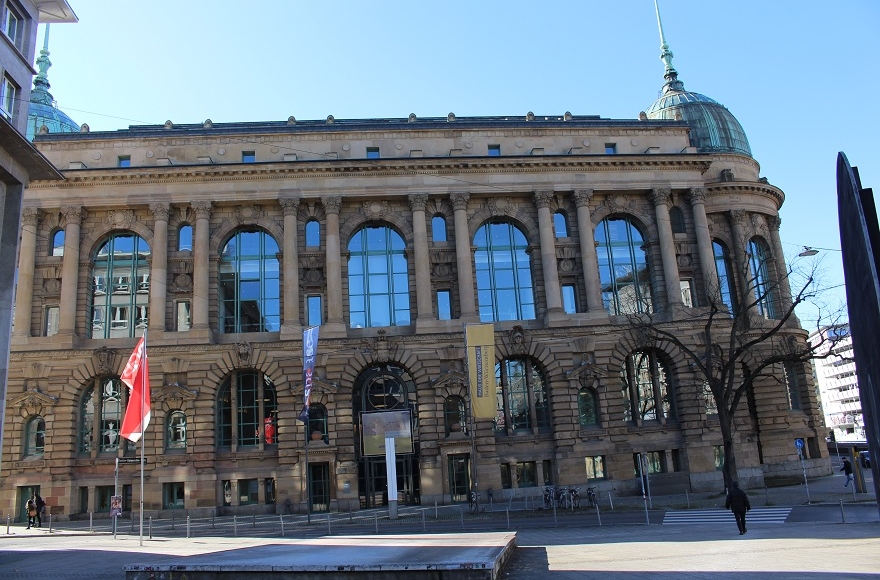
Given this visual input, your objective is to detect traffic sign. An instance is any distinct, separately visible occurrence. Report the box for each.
[794,438,804,449]
[117,458,147,464]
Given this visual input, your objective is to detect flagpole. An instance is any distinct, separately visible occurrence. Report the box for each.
[139,330,146,547]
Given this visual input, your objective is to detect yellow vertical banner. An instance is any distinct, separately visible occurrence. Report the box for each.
[466,323,496,419]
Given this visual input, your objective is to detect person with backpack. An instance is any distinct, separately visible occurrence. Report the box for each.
[841,457,854,488]
[25,497,37,529]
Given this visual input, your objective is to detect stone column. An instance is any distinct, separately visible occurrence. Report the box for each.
[729,209,750,303]
[57,206,83,337]
[323,196,344,327]
[767,215,794,311]
[148,203,169,334]
[574,189,604,312]
[191,201,212,330]
[534,190,564,322]
[12,207,40,338]
[280,196,301,336]
[687,188,719,304]
[409,194,434,322]
[651,188,682,308]
[451,192,477,320]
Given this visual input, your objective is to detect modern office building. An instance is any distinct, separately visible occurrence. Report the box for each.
[0,14,830,522]
[810,325,864,442]
[0,0,75,480]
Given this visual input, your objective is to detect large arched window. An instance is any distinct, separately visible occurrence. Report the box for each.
[713,241,736,313]
[24,416,45,457]
[348,225,411,328]
[748,237,776,319]
[305,219,320,248]
[51,229,65,256]
[595,217,652,315]
[79,377,126,454]
[474,222,535,322]
[669,207,686,234]
[91,234,151,339]
[620,350,675,423]
[166,410,187,451]
[578,387,599,427]
[494,358,550,434]
[216,370,277,449]
[444,395,467,436]
[219,229,281,333]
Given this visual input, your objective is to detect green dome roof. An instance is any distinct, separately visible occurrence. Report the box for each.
[27,25,79,141]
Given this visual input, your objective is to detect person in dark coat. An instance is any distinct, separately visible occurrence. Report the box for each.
[725,481,751,535]
[33,493,45,527]
[841,457,853,488]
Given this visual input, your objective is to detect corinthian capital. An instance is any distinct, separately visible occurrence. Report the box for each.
[766,214,781,231]
[62,206,84,226]
[730,209,746,226]
[687,188,707,204]
[450,191,470,211]
[408,194,428,213]
[21,207,40,227]
[573,189,594,208]
[322,196,342,215]
[533,190,554,209]
[192,201,213,220]
[150,203,171,223]
[650,188,671,207]
[279,196,301,216]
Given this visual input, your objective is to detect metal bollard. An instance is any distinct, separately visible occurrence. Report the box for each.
[460,508,464,529]
[6,514,9,535]
[89,512,93,532]
[374,514,378,534]
[422,510,426,532]
[764,485,769,505]
[349,501,353,523]
[149,517,152,539]
[506,508,510,530]
[840,499,846,524]
[130,517,134,533]
[171,511,175,531]
[435,501,438,520]
[49,513,53,533]
[553,499,557,527]
[186,515,190,538]
[595,502,602,526]
[212,513,215,529]
[327,512,331,536]
[234,515,238,537]
[608,492,614,510]
[643,496,650,525]
[280,515,285,537]
[685,489,690,510]
[253,508,256,528]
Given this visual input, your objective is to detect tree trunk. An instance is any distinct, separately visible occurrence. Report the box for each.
[718,407,738,491]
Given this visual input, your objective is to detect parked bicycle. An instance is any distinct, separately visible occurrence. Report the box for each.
[542,486,555,509]
[586,486,597,508]
[568,486,581,509]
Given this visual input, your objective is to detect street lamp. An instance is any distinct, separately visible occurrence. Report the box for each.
[798,246,819,257]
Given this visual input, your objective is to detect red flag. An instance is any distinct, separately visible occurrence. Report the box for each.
[120,336,151,443]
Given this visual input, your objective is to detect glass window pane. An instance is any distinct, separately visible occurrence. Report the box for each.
[178,225,192,252]
[562,285,577,314]
[432,216,447,242]
[553,212,568,237]
[306,221,320,247]
[437,290,451,320]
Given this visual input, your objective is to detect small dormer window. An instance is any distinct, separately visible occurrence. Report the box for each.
[605,143,617,154]
[366,147,380,159]
[488,144,501,156]
[242,151,256,163]
[118,156,131,168]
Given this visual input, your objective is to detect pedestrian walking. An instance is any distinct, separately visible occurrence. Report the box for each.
[841,457,853,488]
[33,493,46,527]
[725,481,751,535]
[25,497,37,529]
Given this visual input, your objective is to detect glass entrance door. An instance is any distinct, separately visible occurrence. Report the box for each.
[309,462,330,512]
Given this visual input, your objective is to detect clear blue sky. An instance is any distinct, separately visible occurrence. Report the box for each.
[39,0,879,327]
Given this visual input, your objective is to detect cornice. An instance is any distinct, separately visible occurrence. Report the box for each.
[28,156,715,190]
[706,182,785,209]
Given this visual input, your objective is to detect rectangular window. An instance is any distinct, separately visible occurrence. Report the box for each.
[604,143,617,154]
[562,284,577,314]
[500,464,512,489]
[44,306,59,337]
[242,151,256,163]
[671,449,683,472]
[4,4,21,49]
[1,75,18,120]
[176,301,191,331]
[238,478,258,505]
[585,455,605,480]
[307,295,323,326]
[542,459,553,486]
[366,147,380,159]
[264,478,276,504]
[437,289,452,320]
[163,482,185,509]
[680,279,695,307]
[78,486,88,513]
[118,155,131,168]
[110,307,129,329]
[487,144,501,156]
[96,486,114,512]
[515,461,537,487]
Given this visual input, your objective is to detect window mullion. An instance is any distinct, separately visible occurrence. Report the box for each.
[230,371,239,452]
[257,374,265,451]
[90,381,100,459]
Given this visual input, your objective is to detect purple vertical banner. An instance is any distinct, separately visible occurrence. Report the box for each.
[298,326,319,422]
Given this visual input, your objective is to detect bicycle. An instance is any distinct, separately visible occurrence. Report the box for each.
[468,490,477,514]
[568,486,580,509]
[542,486,555,509]
[586,486,597,508]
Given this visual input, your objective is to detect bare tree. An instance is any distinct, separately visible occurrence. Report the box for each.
[625,256,845,490]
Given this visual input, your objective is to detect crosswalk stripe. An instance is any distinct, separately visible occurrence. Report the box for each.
[663,508,791,524]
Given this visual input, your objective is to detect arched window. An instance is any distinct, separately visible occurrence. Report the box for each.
[305,220,320,248]
[347,225,411,328]
[783,363,802,410]
[431,215,447,242]
[177,224,192,252]
[578,387,599,426]
[307,403,328,443]
[669,207,686,234]
[553,211,568,238]
[51,229,65,256]
[219,229,281,333]
[595,217,652,315]
[24,416,45,457]
[216,369,277,449]
[166,410,187,451]
[79,377,126,454]
[474,222,535,322]
[713,241,736,313]
[620,350,675,423]
[494,358,550,434]
[748,238,776,319]
[444,395,466,436]
[91,234,151,339]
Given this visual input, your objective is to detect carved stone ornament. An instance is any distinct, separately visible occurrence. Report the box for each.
[687,188,707,204]
[487,197,513,217]
[21,207,40,227]
[154,383,199,403]
[105,209,135,230]
[150,203,171,222]
[93,346,117,375]
[174,273,193,292]
[366,329,400,363]
[10,388,58,416]
[431,370,468,396]
[574,189,594,208]
[362,200,389,219]
[192,201,213,220]
[43,278,61,294]
[235,204,264,223]
[322,196,342,215]
[449,192,469,211]
[604,194,631,215]
[507,325,529,355]
[279,197,301,216]
[408,194,428,213]
[62,206,84,226]
[235,341,252,365]
[650,188,671,207]
[533,190,554,209]
[730,209,746,226]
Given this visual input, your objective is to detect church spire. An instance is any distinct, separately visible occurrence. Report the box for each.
[31,24,53,105]
[654,0,685,94]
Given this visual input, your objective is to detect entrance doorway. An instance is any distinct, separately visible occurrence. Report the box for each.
[309,462,330,512]
[18,485,40,523]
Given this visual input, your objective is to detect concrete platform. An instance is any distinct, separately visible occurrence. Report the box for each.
[123,532,517,580]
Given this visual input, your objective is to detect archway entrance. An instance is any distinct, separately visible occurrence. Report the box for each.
[353,364,420,508]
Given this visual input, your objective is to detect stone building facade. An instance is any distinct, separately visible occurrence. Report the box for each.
[0,109,831,521]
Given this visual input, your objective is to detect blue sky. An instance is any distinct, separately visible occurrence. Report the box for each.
[38,0,879,326]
